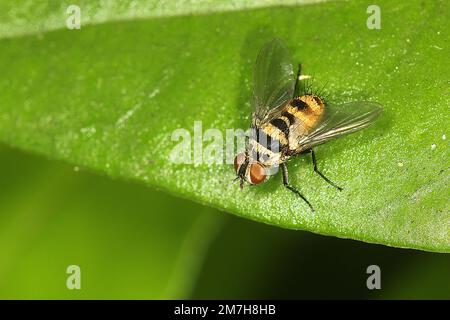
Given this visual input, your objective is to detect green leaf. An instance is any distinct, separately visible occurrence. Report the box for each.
[0,146,221,299]
[0,0,448,252]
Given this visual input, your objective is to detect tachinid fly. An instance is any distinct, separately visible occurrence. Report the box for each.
[234,39,382,211]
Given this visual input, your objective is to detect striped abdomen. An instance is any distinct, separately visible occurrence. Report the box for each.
[249,94,325,165]
[285,94,325,151]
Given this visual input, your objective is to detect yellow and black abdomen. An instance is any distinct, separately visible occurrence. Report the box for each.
[285,94,325,151]
[249,94,325,165]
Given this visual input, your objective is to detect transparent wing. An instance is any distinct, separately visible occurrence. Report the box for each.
[295,101,383,150]
[253,38,295,123]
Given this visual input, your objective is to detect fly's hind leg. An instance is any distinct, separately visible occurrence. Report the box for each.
[281,162,314,212]
[293,63,302,98]
[310,149,343,191]
[293,63,312,98]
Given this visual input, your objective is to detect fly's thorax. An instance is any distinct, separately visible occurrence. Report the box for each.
[248,138,282,166]
[247,121,287,168]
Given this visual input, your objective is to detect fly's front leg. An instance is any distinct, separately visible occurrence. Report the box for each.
[281,162,314,212]
[310,149,343,191]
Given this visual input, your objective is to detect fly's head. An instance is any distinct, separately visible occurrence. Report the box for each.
[234,151,268,189]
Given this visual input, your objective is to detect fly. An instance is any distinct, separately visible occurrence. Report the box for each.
[234,38,383,211]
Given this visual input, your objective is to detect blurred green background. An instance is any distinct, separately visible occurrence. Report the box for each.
[0,144,448,299]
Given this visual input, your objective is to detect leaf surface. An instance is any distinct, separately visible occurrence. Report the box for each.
[0,0,448,252]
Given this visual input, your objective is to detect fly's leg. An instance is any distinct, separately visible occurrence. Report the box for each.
[310,149,343,191]
[293,63,311,98]
[281,162,314,212]
[293,63,302,98]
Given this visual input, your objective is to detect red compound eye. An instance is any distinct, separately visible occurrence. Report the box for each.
[234,153,246,173]
[249,163,266,184]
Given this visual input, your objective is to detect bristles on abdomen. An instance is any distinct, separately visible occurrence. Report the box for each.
[286,94,325,133]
